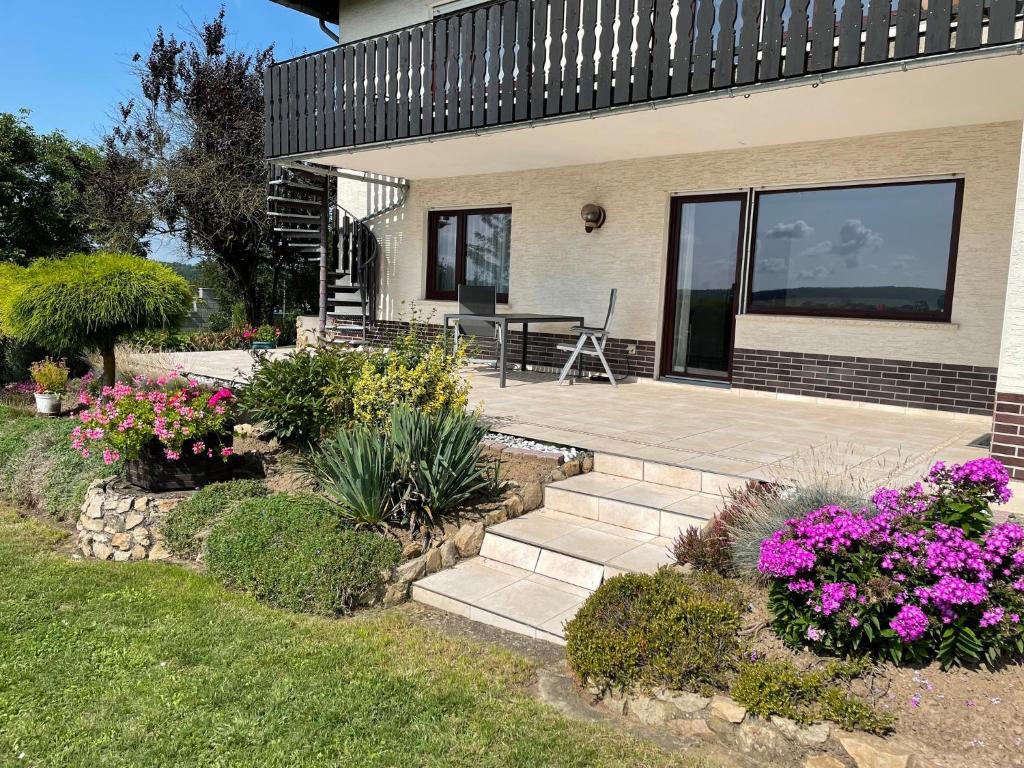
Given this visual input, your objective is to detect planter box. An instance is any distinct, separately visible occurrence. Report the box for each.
[124,434,236,492]
[251,341,276,350]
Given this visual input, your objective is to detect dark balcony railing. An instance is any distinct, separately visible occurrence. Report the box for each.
[264,0,1023,159]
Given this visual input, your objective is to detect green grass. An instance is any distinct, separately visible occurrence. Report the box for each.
[0,406,108,519]
[0,507,699,768]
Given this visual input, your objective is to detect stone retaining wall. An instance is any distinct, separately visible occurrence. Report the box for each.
[76,478,185,562]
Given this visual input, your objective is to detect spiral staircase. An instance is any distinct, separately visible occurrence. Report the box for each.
[267,161,405,344]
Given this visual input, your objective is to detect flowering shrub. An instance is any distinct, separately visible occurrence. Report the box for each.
[72,372,236,465]
[243,325,280,344]
[30,358,70,394]
[761,458,1024,668]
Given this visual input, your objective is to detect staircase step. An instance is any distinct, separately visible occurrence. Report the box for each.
[542,472,721,538]
[593,452,753,497]
[412,557,589,644]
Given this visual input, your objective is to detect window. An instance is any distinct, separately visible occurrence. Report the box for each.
[427,208,512,301]
[747,179,963,321]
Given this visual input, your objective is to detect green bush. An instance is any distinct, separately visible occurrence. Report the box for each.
[205,494,402,615]
[0,406,108,519]
[565,570,744,694]
[307,406,499,529]
[237,348,365,445]
[162,480,267,558]
[730,658,893,735]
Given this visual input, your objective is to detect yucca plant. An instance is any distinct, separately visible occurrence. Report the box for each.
[305,426,398,530]
[390,405,495,527]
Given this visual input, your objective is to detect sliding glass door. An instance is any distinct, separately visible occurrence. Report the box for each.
[661,194,746,380]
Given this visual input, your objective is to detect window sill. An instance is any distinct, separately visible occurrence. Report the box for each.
[736,314,960,332]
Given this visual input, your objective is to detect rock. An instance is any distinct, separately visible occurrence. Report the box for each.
[662,690,710,715]
[111,532,132,550]
[81,516,105,533]
[483,508,508,526]
[439,539,459,568]
[797,723,831,747]
[548,469,566,483]
[627,696,677,726]
[383,581,409,606]
[148,542,172,561]
[673,718,715,741]
[424,548,443,574]
[710,695,747,724]
[116,497,134,514]
[581,454,594,472]
[838,733,914,768]
[562,459,581,478]
[103,514,125,534]
[671,562,695,575]
[804,758,846,768]
[130,545,148,560]
[603,688,628,715]
[135,496,152,509]
[92,542,113,561]
[154,499,179,514]
[520,481,543,512]
[85,498,104,518]
[124,512,145,530]
[402,541,423,559]
[453,522,485,557]
[395,556,426,584]
[131,529,151,547]
[113,550,131,562]
[737,721,780,753]
[502,494,524,518]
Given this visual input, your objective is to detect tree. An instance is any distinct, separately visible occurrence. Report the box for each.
[107,7,302,325]
[2,252,192,385]
[0,110,103,264]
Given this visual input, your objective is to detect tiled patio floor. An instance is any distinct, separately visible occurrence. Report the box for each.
[467,366,993,488]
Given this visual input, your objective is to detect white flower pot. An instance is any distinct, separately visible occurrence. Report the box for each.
[34,392,61,416]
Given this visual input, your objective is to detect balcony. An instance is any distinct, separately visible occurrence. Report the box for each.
[263,0,1024,161]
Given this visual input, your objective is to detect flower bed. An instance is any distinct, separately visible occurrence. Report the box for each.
[759,458,1023,668]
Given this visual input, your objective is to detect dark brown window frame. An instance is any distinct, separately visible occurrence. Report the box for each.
[745,178,964,323]
[426,206,513,303]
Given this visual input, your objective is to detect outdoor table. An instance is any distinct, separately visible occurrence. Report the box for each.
[443,312,585,388]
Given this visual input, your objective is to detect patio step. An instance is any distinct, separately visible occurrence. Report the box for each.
[542,472,723,539]
[593,452,752,497]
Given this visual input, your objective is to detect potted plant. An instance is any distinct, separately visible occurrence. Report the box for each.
[29,358,69,416]
[245,325,280,350]
[72,372,239,491]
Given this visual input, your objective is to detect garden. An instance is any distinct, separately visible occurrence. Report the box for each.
[560,455,1024,767]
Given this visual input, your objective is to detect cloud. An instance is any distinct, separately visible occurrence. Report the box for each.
[799,241,835,259]
[797,219,884,267]
[797,265,831,281]
[765,220,815,239]
[756,257,788,274]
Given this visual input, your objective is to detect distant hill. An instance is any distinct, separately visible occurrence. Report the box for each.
[157,261,201,285]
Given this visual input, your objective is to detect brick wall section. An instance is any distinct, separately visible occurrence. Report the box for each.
[991,393,1024,481]
[335,320,657,378]
[731,348,997,416]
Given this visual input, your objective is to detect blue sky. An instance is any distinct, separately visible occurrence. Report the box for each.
[0,1,329,262]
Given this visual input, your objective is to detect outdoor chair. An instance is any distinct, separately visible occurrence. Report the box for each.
[456,284,505,369]
[556,289,619,387]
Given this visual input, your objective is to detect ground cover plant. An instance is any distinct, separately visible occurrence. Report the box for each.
[0,405,107,519]
[760,458,1024,668]
[0,506,701,768]
[162,479,267,559]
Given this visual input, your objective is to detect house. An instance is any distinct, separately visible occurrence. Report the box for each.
[264,0,1024,478]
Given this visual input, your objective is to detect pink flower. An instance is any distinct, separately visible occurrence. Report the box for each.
[220,447,234,458]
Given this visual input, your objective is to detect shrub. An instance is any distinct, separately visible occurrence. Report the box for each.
[352,326,469,428]
[73,373,236,465]
[0,405,107,519]
[162,479,267,558]
[730,658,893,735]
[243,325,279,344]
[307,406,498,529]
[29,357,69,394]
[237,348,364,445]
[672,483,761,576]
[565,570,744,694]
[760,458,1024,668]
[205,494,402,615]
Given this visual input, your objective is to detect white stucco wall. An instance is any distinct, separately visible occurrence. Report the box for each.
[995,128,1024,394]
[337,0,485,42]
[367,121,1022,371]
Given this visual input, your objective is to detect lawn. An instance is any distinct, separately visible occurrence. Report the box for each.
[0,507,696,768]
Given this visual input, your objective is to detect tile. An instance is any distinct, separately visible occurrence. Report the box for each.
[489,513,581,546]
[534,550,605,590]
[526,572,594,599]
[665,492,726,519]
[544,487,600,519]
[539,605,584,638]
[544,526,642,563]
[588,520,656,543]
[701,472,750,497]
[480,534,541,571]
[413,560,521,603]
[642,462,702,491]
[660,510,709,539]
[593,453,645,479]
[550,472,638,495]
[605,480,693,509]
[598,499,661,535]
[410,586,471,617]
[608,542,675,573]
[475,579,584,626]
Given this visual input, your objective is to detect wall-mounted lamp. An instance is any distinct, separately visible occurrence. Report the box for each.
[581,204,607,234]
